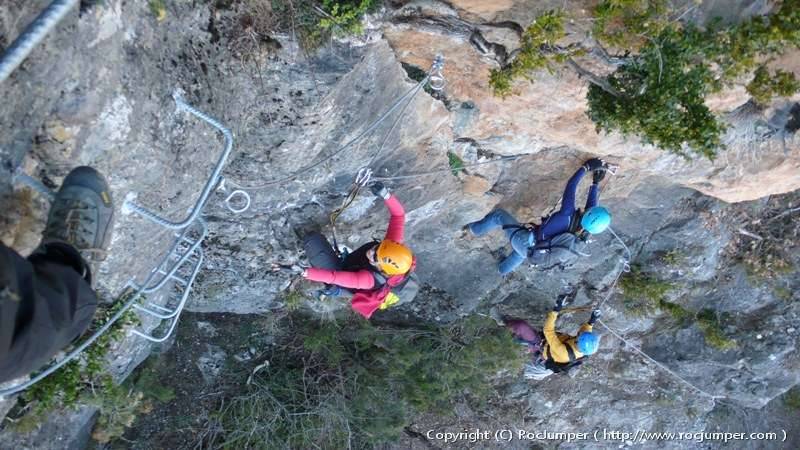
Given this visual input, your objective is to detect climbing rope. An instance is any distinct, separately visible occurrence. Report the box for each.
[329,167,372,254]
[594,226,632,310]
[588,223,724,401]
[224,56,444,191]
[371,154,524,181]
[597,318,726,400]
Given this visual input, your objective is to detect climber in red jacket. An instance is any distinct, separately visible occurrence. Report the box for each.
[301,182,415,319]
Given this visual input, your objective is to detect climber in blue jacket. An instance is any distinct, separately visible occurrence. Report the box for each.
[466,158,612,275]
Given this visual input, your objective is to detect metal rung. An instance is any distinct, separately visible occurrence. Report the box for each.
[132,248,204,341]
[132,248,203,321]
[131,221,207,294]
[146,303,173,313]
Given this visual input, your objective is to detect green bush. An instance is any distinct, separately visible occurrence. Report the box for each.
[784,387,800,410]
[592,0,669,48]
[620,266,674,316]
[317,0,377,36]
[148,0,166,21]
[489,11,569,97]
[747,66,800,106]
[447,151,464,176]
[696,309,737,350]
[12,293,141,432]
[212,316,525,448]
[492,1,800,159]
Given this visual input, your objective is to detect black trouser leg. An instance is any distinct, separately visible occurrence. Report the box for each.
[0,242,98,383]
[303,232,343,270]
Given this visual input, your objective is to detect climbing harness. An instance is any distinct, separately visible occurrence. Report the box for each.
[1,94,245,397]
[0,0,80,83]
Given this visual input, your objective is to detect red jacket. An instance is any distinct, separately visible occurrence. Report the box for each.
[304,194,405,290]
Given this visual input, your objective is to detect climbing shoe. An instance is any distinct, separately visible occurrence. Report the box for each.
[316,285,342,301]
[42,166,115,263]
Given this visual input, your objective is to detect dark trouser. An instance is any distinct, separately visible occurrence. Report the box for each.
[0,242,97,383]
[303,232,343,270]
[302,232,352,297]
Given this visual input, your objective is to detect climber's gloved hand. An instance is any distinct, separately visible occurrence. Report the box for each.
[583,158,605,172]
[589,309,602,325]
[370,181,390,200]
[592,167,607,184]
[553,295,568,312]
[271,263,307,277]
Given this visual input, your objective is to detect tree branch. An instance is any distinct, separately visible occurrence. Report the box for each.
[566,57,622,97]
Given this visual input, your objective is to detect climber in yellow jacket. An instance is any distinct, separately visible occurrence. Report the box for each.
[491,294,601,379]
[541,304,598,366]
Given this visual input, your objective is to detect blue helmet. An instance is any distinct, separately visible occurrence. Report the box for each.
[581,206,611,234]
[577,332,600,355]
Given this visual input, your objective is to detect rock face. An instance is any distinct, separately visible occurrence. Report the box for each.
[0,0,798,447]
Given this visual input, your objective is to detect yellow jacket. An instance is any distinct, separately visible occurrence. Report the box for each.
[541,311,592,364]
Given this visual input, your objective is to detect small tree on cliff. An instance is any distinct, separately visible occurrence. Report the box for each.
[489,0,800,159]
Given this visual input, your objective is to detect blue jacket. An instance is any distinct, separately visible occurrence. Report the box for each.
[538,167,599,241]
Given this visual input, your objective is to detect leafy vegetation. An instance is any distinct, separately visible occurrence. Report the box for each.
[696,309,737,351]
[447,151,465,176]
[784,386,800,410]
[148,0,167,21]
[10,293,141,434]
[659,249,686,267]
[489,11,570,98]
[620,265,674,316]
[263,0,378,51]
[317,0,378,36]
[747,66,800,106]
[490,1,800,159]
[621,267,736,350]
[206,315,525,448]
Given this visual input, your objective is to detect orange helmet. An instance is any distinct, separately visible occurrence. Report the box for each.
[376,240,413,275]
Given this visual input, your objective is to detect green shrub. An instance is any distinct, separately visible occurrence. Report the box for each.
[587,26,725,159]
[211,316,525,448]
[620,266,674,316]
[784,387,800,410]
[12,293,141,431]
[492,1,800,158]
[747,66,800,106]
[489,10,569,97]
[317,0,377,36]
[148,0,166,21]
[592,0,669,49]
[447,151,464,176]
[696,309,737,350]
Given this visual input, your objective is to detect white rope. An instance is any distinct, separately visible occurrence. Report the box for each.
[597,318,726,400]
[596,226,632,309]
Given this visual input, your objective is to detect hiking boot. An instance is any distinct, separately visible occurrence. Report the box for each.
[42,166,115,263]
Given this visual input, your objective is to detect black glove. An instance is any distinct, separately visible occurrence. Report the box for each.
[583,158,605,172]
[553,295,567,312]
[589,309,602,325]
[370,182,390,200]
[592,168,606,184]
